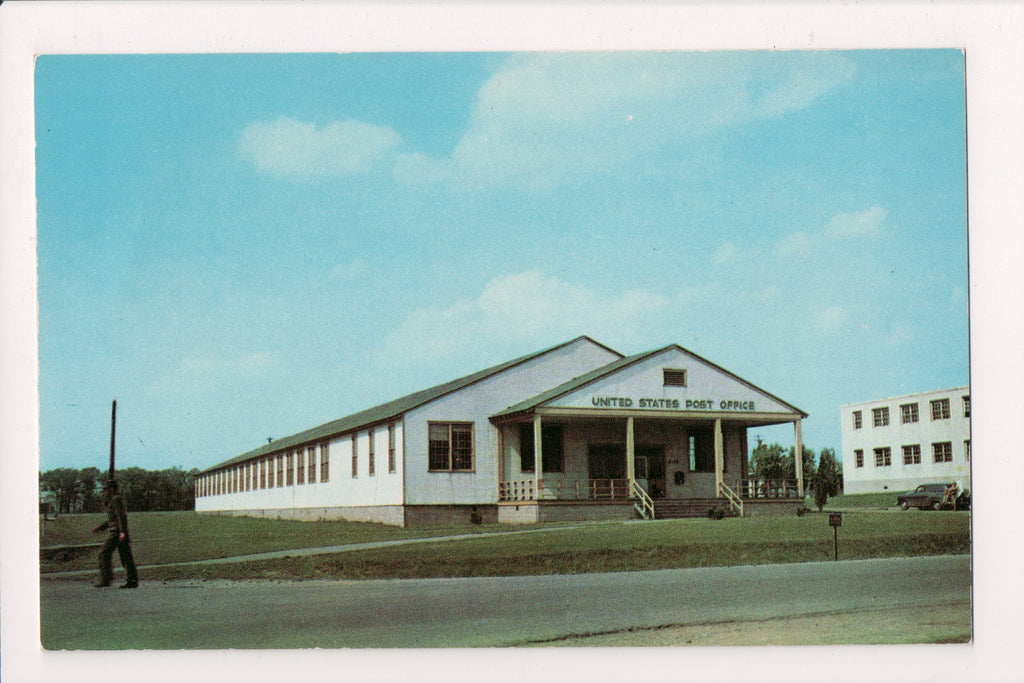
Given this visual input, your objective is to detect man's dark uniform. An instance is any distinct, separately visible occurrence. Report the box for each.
[94,481,139,588]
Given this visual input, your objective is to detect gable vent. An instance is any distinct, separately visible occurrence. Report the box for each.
[663,368,688,387]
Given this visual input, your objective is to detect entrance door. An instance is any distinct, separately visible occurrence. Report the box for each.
[637,444,666,498]
[587,444,626,479]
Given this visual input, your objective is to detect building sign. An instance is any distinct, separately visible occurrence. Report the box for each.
[590,396,757,411]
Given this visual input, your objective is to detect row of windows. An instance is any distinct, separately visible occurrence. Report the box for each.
[853,440,970,468]
[853,395,969,429]
[199,423,402,497]
[196,442,330,497]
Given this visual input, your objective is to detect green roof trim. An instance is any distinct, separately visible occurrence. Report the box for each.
[201,336,621,474]
[490,343,809,420]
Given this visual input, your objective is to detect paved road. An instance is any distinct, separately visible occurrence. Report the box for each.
[41,555,970,649]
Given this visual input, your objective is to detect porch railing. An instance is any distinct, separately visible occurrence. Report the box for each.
[717,480,744,517]
[499,478,633,501]
[589,478,631,500]
[740,479,802,499]
[631,479,655,520]
[499,479,541,501]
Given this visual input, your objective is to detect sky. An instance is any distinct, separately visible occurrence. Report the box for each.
[34,50,969,472]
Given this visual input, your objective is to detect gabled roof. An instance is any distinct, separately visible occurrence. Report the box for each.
[201,336,621,473]
[491,343,808,420]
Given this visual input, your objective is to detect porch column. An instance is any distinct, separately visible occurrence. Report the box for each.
[533,415,543,500]
[714,418,724,497]
[794,419,804,497]
[626,416,636,498]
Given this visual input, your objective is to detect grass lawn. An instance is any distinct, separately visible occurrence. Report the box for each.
[825,492,901,509]
[41,508,970,582]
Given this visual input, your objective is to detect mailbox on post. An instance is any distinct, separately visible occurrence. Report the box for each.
[829,512,842,560]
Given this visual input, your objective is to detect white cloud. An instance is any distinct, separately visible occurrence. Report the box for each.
[396,52,856,191]
[238,117,400,177]
[330,257,368,282]
[815,306,848,332]
[775,231,814,258]
[825,205,888,239]
[372,270,670,366]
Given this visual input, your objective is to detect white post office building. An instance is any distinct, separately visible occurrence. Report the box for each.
[195,337,808,526]
[840,387,971,495]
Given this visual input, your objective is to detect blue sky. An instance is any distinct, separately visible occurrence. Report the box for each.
[35,50,968,472]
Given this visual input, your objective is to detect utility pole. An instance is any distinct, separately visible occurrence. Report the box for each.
[109,399,117,479]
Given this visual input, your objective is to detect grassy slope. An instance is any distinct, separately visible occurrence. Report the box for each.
[41,509,970,581]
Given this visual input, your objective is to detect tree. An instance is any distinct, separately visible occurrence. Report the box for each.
[78,467,103,513]
[39,468,81,513]
[784,445,817,495]
[749,439,786,481]
[812,447,843,511]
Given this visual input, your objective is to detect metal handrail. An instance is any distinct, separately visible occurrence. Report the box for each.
[631,480,656,520]
[718,480,744,517]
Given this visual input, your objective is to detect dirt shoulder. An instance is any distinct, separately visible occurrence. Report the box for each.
[533,603,972,647]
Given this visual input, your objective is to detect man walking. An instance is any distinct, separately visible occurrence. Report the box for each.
[92,479,139,588]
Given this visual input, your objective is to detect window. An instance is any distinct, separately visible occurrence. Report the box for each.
[900,403,919,424]
[933,442,953,463]
[963,395,971,418]
[931,398,951,421]
[286,452,294,486]
[320,442,330,482]
[428,422,475,472]
[689,431,715,473]
[251,462,258,490]
[872,407,890,427]
[260,458,267,489]
[308,446,317,483]
[518,423,565,473]
[874,447,892,467]
[297,449,305,485]
[902,444,922,465]
[855,449,864,468]
[965,440,971,462]
[276,454,284,487]
[663,368,687,387]
[351,434,358,478]
[853,411,862,429]
[388,424,396,473]
[368,429,375,476]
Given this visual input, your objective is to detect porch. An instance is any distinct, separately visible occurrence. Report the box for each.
[494,409,806,520]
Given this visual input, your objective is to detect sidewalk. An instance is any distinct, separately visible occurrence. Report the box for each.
[41,524,579,578]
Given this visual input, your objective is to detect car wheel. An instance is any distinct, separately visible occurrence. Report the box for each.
[900,501,909,511]
[931,501,942,511]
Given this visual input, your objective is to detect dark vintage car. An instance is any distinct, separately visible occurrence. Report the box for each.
[897,483,971,510]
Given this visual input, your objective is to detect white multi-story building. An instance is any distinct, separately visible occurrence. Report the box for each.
[195,336,809,525]
[841,387,971,494]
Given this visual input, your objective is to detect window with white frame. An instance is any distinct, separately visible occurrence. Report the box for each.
[932,441,953,463]
[931,398,951,421]
[428,422,474,472]
[368,428,376,476]
[351,434,358,478]
[902,444,921,465]
[388,424,396,473]
[855,449,864,468]
[872,407,890,427]
[962,395,970,418]
[320,442,329,482]
[853,411,862,429]
[900,403,919,424]
[964,440,970,462]
[308,446,316,483]
[874,447,892,467]
[297,448,305,485]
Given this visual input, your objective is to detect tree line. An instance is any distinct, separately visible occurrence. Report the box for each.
[748,439,843,510]
[39,466,197,513]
